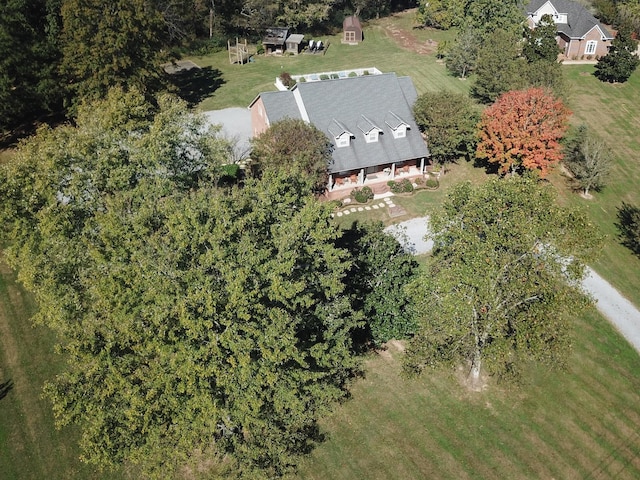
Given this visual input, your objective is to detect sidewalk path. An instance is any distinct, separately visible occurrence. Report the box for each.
[386,216,640,354]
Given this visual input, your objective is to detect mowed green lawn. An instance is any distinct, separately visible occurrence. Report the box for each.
[0,257,122,480]
[191,15,465,112]
[550,64,640,306]
[294,307,640,480]
[1,9,640,480]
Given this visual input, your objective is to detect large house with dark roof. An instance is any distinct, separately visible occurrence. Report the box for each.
[249,72,430,191]
[525,0,614,58]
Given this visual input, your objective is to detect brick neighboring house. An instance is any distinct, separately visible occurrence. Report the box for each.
[249,73,430,191]
[525,0,614,59]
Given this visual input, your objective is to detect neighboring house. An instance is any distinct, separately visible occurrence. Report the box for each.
[525,0,614,58]
[262,27,289,54]
[249,73,429,191]
[343,16,363,44]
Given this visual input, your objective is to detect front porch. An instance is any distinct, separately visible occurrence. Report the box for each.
[324,162,432,201]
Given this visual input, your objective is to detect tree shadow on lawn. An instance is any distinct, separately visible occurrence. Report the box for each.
[616,202,640,257]
[0,379,13,401]
[167,66,225,108]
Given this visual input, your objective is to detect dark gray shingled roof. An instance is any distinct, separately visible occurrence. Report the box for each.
[259,90,301,122]
[525,0,613,39]
[254,73,429,174]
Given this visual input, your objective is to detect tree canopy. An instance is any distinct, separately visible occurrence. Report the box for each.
[0,90,363,477]
[413,91,480,164]
[471,29,527,103]
[338,222,420,345]
[476,87,571,176]
[404,177,602,384]
[563,125,612,196]
[250,118,333,193]
[594,26,640,83]
[59,0,168,102]
[522,14,561,63]
[0,0,63,134]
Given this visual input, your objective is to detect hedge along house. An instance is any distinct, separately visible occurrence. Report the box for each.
[249,72,430,192]
[343,16,363,44]
[525,0,614,59]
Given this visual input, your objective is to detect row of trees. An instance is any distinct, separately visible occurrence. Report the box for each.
[0,0,412,136]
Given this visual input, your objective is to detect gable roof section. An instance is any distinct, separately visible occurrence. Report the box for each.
[257,90,300,125]
[343,16,362,30]
[525,0,613,39]
[328,119,353,138]
[286,34,304,45]
[385,111,409,130]
[294,73,429,173]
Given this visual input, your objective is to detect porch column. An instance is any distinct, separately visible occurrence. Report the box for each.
[328,174,333,192]
[420,157,425,173]
[358,168,365,184]
[391,163,396,179]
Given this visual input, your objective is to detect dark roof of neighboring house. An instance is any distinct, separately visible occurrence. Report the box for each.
[251,73,429,174]
[343,15,362,29]
[263,27,289,45]
[525,0,613,39]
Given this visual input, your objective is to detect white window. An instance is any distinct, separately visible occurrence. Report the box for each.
[336,134,350,148]
[585,40,597,55]
[392,126,407,139]
[366,130,379,143]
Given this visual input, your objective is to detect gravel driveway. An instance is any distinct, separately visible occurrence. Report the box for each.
[386,216,640,354]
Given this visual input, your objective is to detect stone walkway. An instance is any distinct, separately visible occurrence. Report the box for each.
[333,196,407,218]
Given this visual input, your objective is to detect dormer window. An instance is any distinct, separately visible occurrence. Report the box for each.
[328,119,353,148]
[336,132,351,147]
[393,126,406,138]
[385,111,410,139]
[357,115,382,143]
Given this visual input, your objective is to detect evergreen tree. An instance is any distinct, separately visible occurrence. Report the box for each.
[594,26,640,83]
[523,14,560,63]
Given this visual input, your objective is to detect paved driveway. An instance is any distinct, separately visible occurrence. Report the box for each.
[203,108,252,159]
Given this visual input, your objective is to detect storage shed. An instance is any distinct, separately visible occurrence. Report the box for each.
[343,16,363,44]
[262,27,289,54]
[285,34,304,55]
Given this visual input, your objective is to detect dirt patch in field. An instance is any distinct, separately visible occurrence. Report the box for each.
[380,23,438,55]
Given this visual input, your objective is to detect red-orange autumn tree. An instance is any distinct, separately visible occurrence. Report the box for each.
[476,87,571,176]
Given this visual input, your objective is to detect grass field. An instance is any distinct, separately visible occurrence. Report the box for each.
[1,9,639,480]
[293,308,640,480]
[550,64,640,306]
[190,15,465,112]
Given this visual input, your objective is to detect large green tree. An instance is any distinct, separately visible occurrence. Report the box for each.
[0,90,362,478]
[59,0,168,102]
[523,14,560,63]
[0,0,63,133]
[250,118,333,193]
[404,177,602,385]
[413,91,480,165]
[338,222,419,345]
[462,0,524,38]
[471,29,526,103]
[594,26,640,83]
